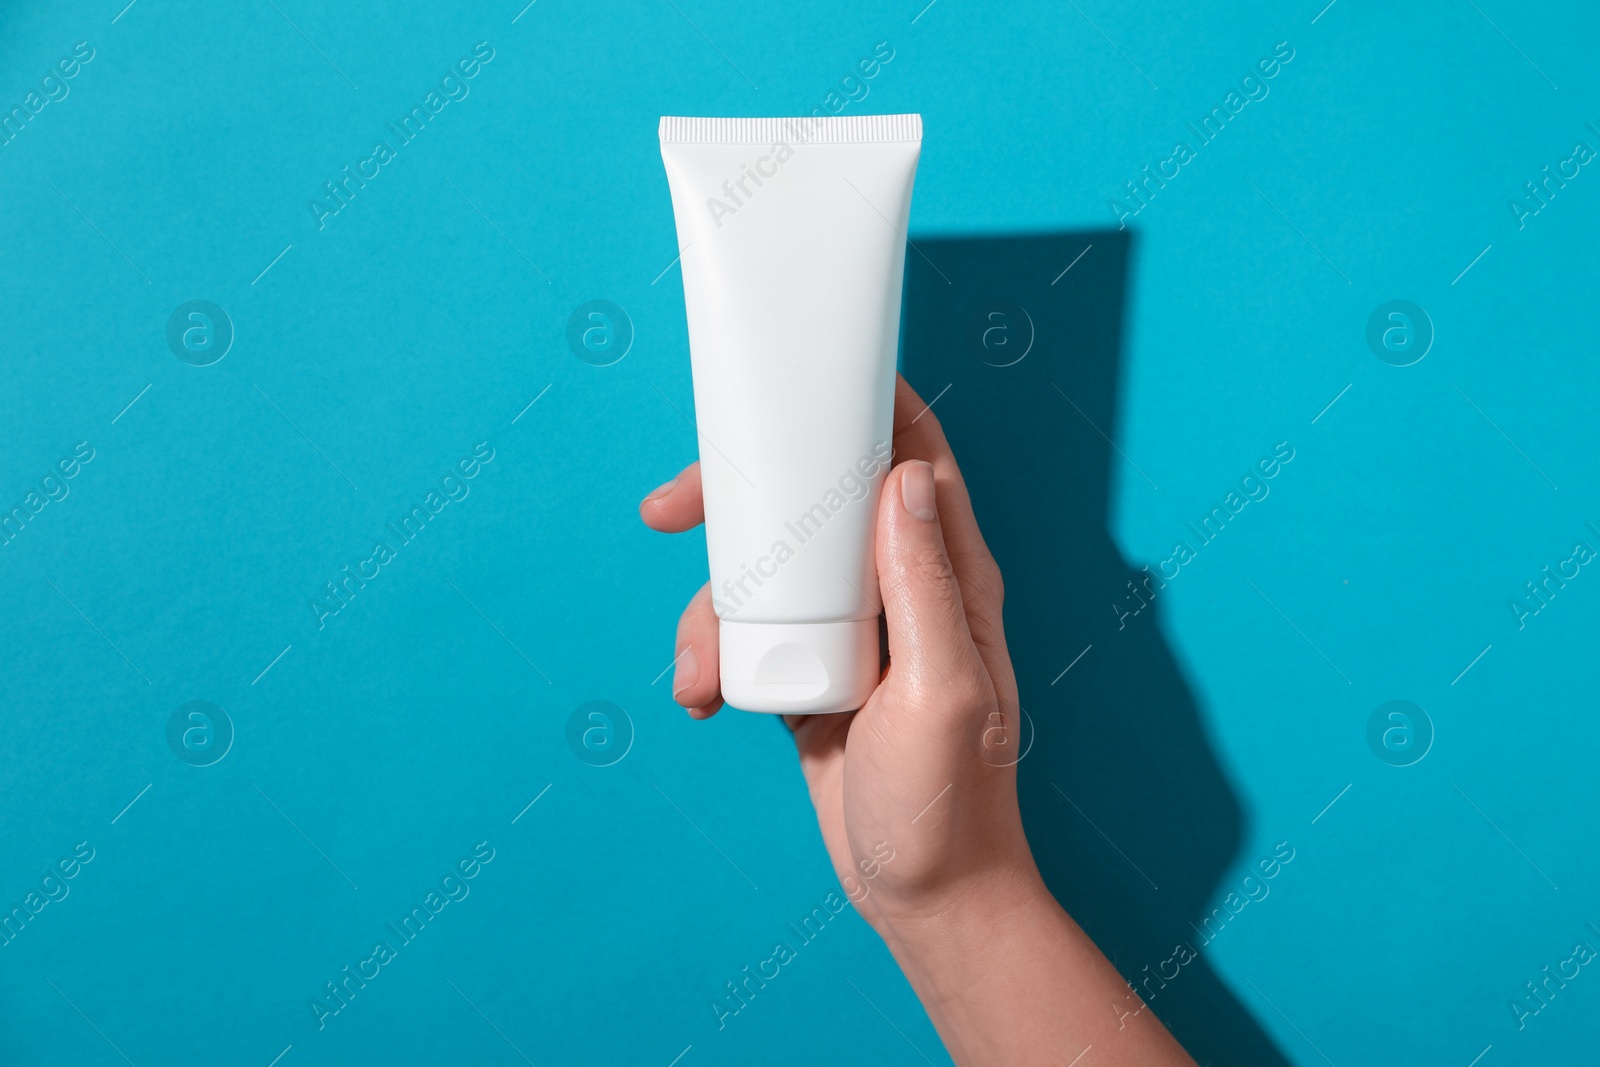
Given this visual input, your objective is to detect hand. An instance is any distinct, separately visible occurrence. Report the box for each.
[639,374,1035,933]
[640,375,1195,1066]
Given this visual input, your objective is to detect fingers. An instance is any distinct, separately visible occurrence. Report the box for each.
[890,375,1016,707]
[643,381,1015,722]
[639,461,705,533]
[671,582,723,718]
[640,465,718,715]
[876,460,992,714]
[890,377,1002,612]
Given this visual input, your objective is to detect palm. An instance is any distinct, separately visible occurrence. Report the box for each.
[793,701,906,926]
[793,667,1010,932]
[787,711,854,891]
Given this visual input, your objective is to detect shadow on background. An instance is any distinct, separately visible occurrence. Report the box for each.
[901,231,1291,1067]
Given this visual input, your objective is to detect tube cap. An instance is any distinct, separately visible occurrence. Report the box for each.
[719,619,880,714]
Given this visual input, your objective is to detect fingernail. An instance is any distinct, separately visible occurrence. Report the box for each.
[645,476,678,501]
[901,461,937,521]
[672,646,700,699]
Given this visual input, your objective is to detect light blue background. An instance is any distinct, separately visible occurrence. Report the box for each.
[2,1,1597,1064]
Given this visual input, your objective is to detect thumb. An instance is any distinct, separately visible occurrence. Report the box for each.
[876,460,987,707]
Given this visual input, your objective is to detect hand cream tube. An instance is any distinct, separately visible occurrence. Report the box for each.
[659,114,922,714]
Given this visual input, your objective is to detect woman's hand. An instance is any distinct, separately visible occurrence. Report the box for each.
[640,375,1195,1067]
[639,375,1032,930]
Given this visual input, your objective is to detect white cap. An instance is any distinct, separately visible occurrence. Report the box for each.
[719,619,880,714]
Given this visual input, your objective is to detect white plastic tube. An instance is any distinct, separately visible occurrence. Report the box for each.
[659,114,922,714]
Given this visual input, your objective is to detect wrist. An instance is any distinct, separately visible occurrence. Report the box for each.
[871,866,1088,1067]
[875,859,1060,967]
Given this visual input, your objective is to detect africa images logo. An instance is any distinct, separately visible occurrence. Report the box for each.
[309,43,496,230]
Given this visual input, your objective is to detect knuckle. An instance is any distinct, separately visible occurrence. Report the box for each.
[972,554,1004,607]
[956,556,1005,634]
[907,544,960,592]
[956,675,997,715]
[907,667,990,719]
[911,647,992,705]
[942,678,999,730]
